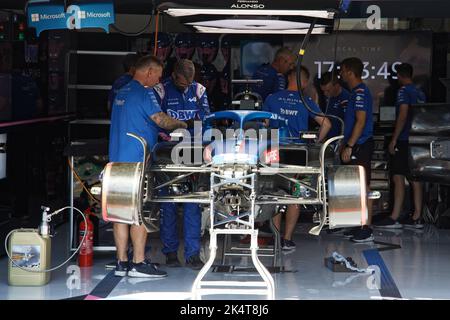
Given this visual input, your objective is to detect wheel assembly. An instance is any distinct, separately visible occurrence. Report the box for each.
[327,165,368,229]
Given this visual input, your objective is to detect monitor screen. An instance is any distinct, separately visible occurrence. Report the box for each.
[73,54,130,86]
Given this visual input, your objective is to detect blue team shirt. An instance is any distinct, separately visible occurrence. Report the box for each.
[109,80,162,162]
[252,64,286,101]
[263,90,322,139]
[153,78,210,121]
[325,88,350,139]
[396,83,426,141]
[108,74,133,107]
[344,83,373,145]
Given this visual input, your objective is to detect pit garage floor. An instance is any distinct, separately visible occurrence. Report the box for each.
[1,223,450,300]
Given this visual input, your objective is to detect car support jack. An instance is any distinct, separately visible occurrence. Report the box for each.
[191,172,275,300]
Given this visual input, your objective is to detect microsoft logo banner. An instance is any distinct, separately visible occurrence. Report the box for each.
[27,2,115,36]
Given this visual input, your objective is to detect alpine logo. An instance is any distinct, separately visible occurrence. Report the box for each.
[231,4,265,9]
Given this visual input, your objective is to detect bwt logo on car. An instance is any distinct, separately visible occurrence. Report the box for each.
[167,109,198,120]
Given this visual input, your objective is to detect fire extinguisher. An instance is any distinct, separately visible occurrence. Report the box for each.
[78,208,94,267]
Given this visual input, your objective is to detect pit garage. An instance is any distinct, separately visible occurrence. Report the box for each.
[1,0,450,306]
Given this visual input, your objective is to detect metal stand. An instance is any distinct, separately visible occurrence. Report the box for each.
[191,172,275,300]
[220,213,282,268]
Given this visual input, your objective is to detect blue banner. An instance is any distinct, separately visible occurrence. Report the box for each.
[27,1,115,36]
[66,3,115,32]
[27,3,66,35]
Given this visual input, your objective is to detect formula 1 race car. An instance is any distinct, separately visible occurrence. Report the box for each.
[97,109,372,299]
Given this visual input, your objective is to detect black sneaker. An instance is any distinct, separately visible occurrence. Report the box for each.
[186,255,204,270]
[114,260,129,277]
[326,227,346,234]
[343,227,360,239]
[402,216,424,229]
[128,260,168,278]
[144,258,161,269]
[351,226,374,243]
[166,252,181,267]
[281,238,296,250]
[373,217,403,229]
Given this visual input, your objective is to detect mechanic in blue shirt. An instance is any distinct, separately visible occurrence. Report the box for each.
[339,57,374,243]
[374,63,426,229]
[107,53,139,114]
[153,59,210,270]
[109,55,187,278]
[154,59,210,125]
[319,71,350,139]
[252,47,296,101]
[264,66,332,142]
[263,67,331,250]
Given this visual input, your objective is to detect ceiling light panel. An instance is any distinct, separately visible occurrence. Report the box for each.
[166,9,334,19]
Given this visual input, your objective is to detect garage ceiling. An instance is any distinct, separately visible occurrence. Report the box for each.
[2,0,450,18]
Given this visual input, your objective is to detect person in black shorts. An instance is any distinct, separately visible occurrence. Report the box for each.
[374,63,426,229]
[339,57,374,243]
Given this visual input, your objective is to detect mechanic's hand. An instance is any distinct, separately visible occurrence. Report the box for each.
[338,143,345,154]
[185,118,195,129]
[388,139,397,155]
[158,132,171,141]
[341,147,352,163]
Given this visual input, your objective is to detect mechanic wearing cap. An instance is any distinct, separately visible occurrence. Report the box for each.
[109,55,188,278]
[174,33,202,82]
[339,57,374,243]
[319,71,350,139]
[263,67,331,250]
[107,53,139,113]
[197,34,219,64]
[174,33,196,60]
[252,47,296,101]
[373,63,426,229]
[153,59,210,270]
[150,32,176,80]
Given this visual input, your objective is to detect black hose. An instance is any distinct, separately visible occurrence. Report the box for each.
[324,9,342,116]
[296,18,345,137]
